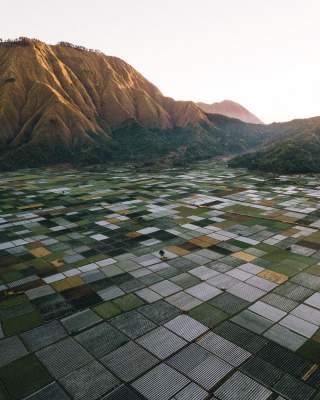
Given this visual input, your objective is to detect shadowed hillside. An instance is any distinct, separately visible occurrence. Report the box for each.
[230,117,320,173]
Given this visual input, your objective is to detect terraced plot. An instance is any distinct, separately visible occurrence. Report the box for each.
[1,161,320,399]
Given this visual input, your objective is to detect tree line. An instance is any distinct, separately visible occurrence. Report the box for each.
[57,41,103,54]
[0,37,103,54]
[0,37,40,47]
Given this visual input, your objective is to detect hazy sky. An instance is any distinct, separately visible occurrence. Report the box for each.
[2,0,320,122]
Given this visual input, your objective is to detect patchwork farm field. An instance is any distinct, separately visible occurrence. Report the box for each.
[1,161,320,399]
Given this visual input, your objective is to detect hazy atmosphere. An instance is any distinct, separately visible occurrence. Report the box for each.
[1,0,320,122]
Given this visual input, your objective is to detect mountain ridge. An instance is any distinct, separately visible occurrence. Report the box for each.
[0,37,209,149]
[0,38,264,169]
[1,37,320,173]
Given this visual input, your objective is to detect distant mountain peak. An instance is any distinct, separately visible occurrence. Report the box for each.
[197,99,263,124]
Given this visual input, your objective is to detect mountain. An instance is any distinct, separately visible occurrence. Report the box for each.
[197,100,262,124]
[0,38,263,169]
[229,117,320,173]
[4,37,316,174]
